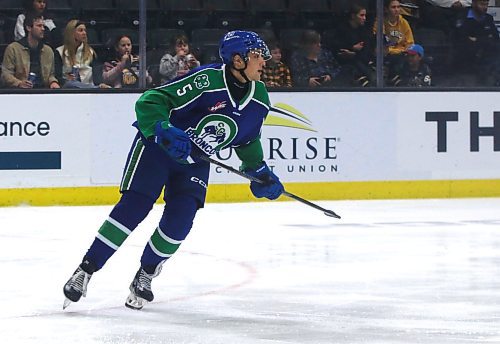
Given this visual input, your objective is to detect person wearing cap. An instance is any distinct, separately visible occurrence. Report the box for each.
[390,44,432,87]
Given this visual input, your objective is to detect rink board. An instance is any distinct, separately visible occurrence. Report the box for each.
[0,91,499,206]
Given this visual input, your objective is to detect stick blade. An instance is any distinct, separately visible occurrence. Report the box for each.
[324,210,341,219]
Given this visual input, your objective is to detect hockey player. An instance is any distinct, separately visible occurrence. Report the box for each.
[62,30,284,310]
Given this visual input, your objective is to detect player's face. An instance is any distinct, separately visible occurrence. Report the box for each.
[74,24,87,44]
[245,51,266,81]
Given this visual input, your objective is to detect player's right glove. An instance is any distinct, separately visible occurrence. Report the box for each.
[245,162,284,200]
[154,121,191,160]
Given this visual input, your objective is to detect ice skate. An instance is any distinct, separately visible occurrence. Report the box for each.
[125,268,155,310]
[63,260,95,309]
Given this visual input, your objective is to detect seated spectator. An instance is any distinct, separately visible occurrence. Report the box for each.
[335,3,375,86]
[55,20,108,89]
[103,35,152,88]
[390,44,432,87]
[373,0,415,75]
[452,0,499,86]
[1,12,60,89]
[290,30,341,88]
[159,34,200,84]
[261,42,292,88]
[15,0,60,47]
[421,1,471,33]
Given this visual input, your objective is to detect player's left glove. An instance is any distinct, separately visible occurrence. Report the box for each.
[245,162,284,200]
[154,121,191,160]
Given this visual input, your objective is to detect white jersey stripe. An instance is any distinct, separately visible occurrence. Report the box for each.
[148,239,173,258]
[96,233,119,250]
[156,226,183,245]
[107,217,132,235]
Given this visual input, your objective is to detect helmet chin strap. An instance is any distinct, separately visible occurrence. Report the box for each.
[233,59,250,83]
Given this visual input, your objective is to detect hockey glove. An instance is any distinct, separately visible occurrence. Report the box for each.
[245,162,284,200]
[154,121,191,160]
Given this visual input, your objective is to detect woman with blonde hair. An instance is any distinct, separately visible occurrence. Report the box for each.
[55,19,108,88]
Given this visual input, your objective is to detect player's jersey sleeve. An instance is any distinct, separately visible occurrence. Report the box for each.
[135,67,224,138]
[235,138,264,171]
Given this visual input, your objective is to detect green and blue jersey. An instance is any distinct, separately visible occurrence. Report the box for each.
[135,63,270,170]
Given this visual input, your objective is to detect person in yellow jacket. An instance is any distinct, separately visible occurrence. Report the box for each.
[373,0,415,81]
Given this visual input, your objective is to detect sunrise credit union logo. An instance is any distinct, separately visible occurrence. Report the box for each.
[264,103,316,132]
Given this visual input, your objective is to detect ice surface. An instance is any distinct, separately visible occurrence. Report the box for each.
[1,198,500,343]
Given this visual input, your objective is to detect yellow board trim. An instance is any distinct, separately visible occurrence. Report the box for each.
[1,180,500,207]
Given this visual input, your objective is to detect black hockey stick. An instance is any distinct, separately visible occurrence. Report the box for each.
[195,154,341,219]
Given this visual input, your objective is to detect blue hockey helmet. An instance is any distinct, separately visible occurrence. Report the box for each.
[219,30,271,65]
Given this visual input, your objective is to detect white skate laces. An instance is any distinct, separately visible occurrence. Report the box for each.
[125,268,155,310]
[63,267,92,310]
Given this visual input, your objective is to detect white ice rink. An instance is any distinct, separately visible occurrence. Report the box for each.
[1,198,500,343]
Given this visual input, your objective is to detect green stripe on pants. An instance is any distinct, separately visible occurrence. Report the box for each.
[98,220,129,248]
[150,228,181,256]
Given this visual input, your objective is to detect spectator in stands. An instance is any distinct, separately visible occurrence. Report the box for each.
[452,0,499,85]
[55,20,108,89]
[421,0,472,34]
[261,42,292,88]
[334,3,375,87]
[1,12,59,88]
[390,44,432,87]
[15,0,60,47]
[159,34,200,84]
[290,30,341,88]
[103,35,152,88]
[373,0,415,75]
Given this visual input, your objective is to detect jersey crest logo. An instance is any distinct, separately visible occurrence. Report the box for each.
[194,74,210,90]
[186,114,238,155]
[208,101,227,112]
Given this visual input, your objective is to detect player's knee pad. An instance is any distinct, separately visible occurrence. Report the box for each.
[110,191,155,229]
[159,194,199,241]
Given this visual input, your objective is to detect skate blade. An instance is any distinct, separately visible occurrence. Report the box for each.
[63,298,72,310]
[125,292,147,310]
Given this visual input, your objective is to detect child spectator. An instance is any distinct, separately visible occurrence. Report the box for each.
[1,12,60,88]
[261,42,292,88]
[390,44,432,87]
[159,34,200,83]
[55,20,107,88]
[290,30,341,88]
[103,35,152,88]
[15,0,59,47]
